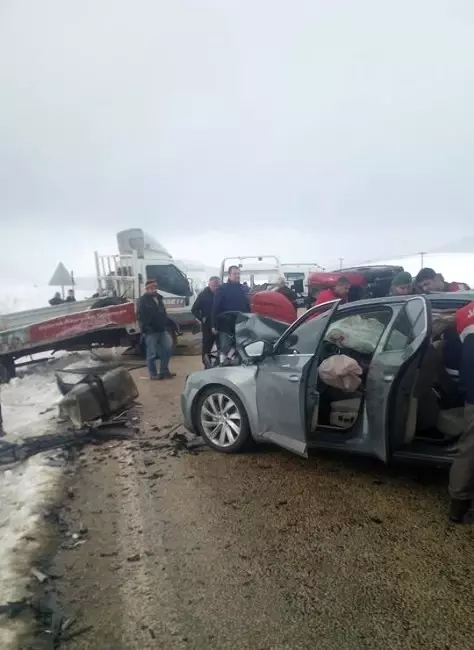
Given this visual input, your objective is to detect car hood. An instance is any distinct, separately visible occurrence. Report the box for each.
[234,313,289,350]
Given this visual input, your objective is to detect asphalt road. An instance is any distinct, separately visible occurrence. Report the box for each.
[50,354,474,650]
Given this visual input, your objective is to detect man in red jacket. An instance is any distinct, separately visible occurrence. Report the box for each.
[448,301,474,522]
[314,277,350,306]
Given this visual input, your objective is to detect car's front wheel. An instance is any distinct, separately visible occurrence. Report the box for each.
[196,386,251,453]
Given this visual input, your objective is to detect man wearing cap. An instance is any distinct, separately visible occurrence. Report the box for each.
[136,279,175,380]
[390,271,413,296]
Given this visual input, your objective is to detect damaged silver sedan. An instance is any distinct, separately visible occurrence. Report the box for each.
[181,293,474,465]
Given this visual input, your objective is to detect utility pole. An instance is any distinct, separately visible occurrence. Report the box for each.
[419,252,426,269]
[338,258,344,270]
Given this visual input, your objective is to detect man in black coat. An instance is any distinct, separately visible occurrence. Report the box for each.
[192,276,220,366]
[136,279,174,380]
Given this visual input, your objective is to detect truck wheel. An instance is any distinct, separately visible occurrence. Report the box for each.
[0,356,16,383]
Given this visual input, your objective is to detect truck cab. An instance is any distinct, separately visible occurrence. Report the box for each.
[96,228,197,329]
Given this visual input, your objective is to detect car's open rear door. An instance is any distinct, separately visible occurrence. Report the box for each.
[255,300,341,456]
[366,296,431,462]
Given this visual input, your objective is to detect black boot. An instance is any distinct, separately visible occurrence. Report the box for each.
[448,499,471,523]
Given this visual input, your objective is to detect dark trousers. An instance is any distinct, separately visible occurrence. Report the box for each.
[201,327,216,364]
[449,403,474,500]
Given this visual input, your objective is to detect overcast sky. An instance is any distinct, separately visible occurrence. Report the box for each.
[1,0,473,282]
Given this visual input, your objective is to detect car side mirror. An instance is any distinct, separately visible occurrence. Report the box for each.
[244,340,270,359]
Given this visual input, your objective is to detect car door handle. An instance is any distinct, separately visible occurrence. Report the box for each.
[288,374,300,382]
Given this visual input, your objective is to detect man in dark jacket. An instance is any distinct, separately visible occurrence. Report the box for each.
[136,279,174,380]
[212,266,250,363]
[211,266,250,328]
[49,292,63,306]
[192,276,220,366]
[275,276,298,312]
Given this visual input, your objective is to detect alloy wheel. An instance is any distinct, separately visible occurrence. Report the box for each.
[200,393,242,448]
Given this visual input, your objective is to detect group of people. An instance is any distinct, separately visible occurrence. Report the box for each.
[312,267,468,307]
[49,289,76,306]
[136,268,252,379]
[391,267,467,296]
[192,266,251,366]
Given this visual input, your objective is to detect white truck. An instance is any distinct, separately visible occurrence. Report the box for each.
[281,262,325,286]
[0,228,199,380]
[219,255,282,289]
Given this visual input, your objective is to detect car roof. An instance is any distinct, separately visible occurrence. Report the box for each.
[339,265,403,273]
[336,291,474,312]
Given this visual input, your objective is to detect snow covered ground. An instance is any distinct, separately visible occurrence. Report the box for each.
[0,283,90,314]
[0,352,104,648]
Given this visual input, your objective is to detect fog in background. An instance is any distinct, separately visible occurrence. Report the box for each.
[1,0,474,283]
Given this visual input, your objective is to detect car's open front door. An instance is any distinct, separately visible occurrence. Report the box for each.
[366,296,431,462]
[254,300,341,456]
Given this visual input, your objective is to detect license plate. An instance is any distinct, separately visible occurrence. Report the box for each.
[163,297,185,307]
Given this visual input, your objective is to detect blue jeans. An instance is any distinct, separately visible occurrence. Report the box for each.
[144,332,172,377]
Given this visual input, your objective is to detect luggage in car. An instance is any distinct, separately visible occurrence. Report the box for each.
[329,398,361,428]
[318,354,363,392]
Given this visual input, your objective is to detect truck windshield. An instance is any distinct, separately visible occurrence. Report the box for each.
[145,265,192,297]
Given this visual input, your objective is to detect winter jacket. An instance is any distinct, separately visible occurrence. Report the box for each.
[192,287,215,329]
[314,288,337,306]
[212,281,250,328]
[136,292,169,334]
[49,296,63,306]
[444,301,474,404]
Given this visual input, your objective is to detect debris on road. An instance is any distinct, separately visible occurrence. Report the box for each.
[0,419,136,467]
[31,567,49,584]
[58,367,139,428]
[137,425,207,457]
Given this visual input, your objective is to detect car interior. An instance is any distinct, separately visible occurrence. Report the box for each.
[304,304,466,448]
[305,307,391,435]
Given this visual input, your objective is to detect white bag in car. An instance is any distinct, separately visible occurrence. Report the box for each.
[318,354,363,392]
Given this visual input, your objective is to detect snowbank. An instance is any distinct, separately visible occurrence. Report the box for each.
[0,283,90,314]
[0,365,62,647]
[0,353,104,648]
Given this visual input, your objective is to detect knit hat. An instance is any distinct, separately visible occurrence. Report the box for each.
[415,267,436,284]
[392,271,413,286]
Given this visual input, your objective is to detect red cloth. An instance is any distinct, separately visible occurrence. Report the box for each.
[251,291,297,324]
[456,301,474,342]
[314,288,337,306]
